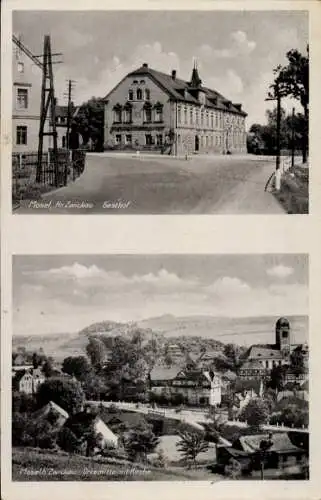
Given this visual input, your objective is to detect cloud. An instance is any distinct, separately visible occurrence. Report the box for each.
[198,31,256,61]
[266,265,294,279]
[207,69,244,99]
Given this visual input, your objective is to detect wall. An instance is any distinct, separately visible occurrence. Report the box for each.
[12,45,50,153]
[104,72,172,150]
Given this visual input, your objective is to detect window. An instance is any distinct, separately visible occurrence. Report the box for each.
[125,134,132,145]
[184,107,188,124]
[136,88,142,100]
[156,134,163,146]
[60,117,66,124]
[145,134,153,145]
[144,107,152,123]
[114,106,122,123]
[190,108,193,124]
[62,136,66,148]
[195,110,199,125]
[128,89,134,101]
[140,79,145,84]
[145,89,150,101]
[155,106,163,122]
[124,108,132,123]
[16,126,27,145]
[206,112,209,127]
[177,105,181,124]
[17,88,28,109]
[115,134,121,144]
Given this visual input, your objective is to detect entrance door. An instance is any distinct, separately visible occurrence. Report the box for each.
[195,135,199,152]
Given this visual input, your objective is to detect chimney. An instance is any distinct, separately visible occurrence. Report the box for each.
[142,63,148,68]
[171,69,177,80]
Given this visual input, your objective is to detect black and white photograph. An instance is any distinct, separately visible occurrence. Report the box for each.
[12,10,309,214]
[12,254,309,481]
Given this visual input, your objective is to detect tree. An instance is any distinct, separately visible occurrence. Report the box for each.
[123,423,160,463]
[62,356,92,381]
[272,47,309,163]
[268,364,288,391]
[86,337,107,370]
[36,377,85,415]
[57,426,82,454]
[42,357,55,377]
[290,346,307,376]
[72,97,105,151]
[217,344,245,375]
[176,432,209,469]
[240,398,270,429]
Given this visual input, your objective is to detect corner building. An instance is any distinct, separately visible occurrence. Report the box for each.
[103,63,247,155]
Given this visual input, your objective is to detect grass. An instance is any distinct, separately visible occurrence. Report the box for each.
[12,447,221,481]
[274,165,309,214]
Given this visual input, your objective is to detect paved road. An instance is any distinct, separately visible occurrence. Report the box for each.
[16,153,285,214]
[91,401,308,434]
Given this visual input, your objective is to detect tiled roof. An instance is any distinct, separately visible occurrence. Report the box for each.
[150,364,183,381]
[107,65,247,116]
[237,433,302,454]
[240,360,264,370]
[248,345,283,360]
[13,369,32,383]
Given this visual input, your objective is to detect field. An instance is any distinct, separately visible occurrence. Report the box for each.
[12,448,221,481]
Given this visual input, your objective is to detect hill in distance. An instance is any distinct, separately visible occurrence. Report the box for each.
[13,314,308,360]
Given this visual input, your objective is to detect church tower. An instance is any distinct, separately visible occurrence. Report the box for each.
[275,317,291,356]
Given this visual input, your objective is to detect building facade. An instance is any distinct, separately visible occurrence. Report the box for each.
[149,365,222,406]
[103,63,247,155]
[239,318,297,379]
[12,37,50,153]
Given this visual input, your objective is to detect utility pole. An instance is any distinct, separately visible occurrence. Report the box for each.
[265,80,282,190]
[64,79,76,149]
[291,107,295,168]
[36,35,63,186]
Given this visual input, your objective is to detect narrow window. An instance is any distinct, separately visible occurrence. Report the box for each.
[136,88,142,100]
[17,88,28,109]
[16,126,27,145]
[128,90,134,101]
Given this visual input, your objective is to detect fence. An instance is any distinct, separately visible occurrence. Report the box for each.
[12,149,86,202]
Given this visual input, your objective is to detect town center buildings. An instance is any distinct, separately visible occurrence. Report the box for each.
[103,63,247,155]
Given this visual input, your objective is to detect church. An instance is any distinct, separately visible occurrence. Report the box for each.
[103,63,247,155]
[239,317,308,380]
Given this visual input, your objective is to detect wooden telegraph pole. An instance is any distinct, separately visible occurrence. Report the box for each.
[64,79,76,149]
[36,35,63,186]
[265,80,282,190]
[291,107,295,168]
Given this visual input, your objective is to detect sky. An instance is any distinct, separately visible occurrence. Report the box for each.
[13,254,308,336]
[13,10,308,126]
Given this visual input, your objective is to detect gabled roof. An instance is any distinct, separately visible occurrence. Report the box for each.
[240,360,264,371]
[150,364,183,381]
[236,433,302,454]
[13,369,32,383]
[34,400,69,421]
[104,64,247,116]
[247,345,283,360]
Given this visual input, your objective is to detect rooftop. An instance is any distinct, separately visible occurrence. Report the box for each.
[236,433,303,454]
[105,64,247,116]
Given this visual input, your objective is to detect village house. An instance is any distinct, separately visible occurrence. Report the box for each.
[103,62,247,155]
[12,368,45,394]
[149,365,222,406]
[216,432,308,477]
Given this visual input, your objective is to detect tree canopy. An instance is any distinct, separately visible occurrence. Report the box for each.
[36,377,85,415]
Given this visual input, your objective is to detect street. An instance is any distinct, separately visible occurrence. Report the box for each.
[16,153,285,214]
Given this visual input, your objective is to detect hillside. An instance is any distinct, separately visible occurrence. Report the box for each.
[13,314,308,360]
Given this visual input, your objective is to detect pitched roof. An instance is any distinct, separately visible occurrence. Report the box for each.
[237,433,302,454]
[105,64,247,116]
[240,360,264,371]
[13,369,32,383]
[150,364,183,381]
[104,411,147,427]
[247,345,283,360]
